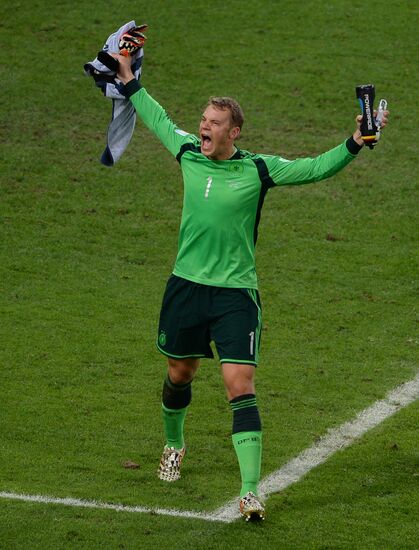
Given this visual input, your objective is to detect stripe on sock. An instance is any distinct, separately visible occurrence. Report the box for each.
[230,398,257,411]
[229,394,261,433]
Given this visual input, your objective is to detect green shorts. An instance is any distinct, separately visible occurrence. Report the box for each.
[156,275,262,365]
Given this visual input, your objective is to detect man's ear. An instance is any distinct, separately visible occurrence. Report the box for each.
[230,126,241,140]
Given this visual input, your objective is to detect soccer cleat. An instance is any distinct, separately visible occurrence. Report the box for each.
[239,491,265,521]
[157,446,186,482]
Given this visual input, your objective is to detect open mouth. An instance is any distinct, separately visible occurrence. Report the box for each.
[201,134,212,149]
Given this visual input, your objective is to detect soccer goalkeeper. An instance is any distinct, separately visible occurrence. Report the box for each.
[111,43,388,521]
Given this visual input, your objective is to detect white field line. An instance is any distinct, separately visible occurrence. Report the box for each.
[0,491,224,523]
[1,373,418,523]
[211,373,419,522]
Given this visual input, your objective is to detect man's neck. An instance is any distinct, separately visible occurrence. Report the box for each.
[209,145,237,161]
[229,146,238,159]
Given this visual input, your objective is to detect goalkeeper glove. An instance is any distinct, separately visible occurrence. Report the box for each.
[119,24,148,57]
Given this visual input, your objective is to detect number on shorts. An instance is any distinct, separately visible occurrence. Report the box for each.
[249,331,255,356]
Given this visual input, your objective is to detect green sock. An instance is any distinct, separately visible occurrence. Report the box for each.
[162,403,187,449]
[232,431,262,497]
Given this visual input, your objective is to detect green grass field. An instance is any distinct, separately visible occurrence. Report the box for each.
[1,0,418,547]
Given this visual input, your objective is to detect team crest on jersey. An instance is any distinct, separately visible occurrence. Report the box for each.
[229,162,244,175]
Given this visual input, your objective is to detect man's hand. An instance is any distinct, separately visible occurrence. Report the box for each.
[110,53,135,84]
[353,108,390,147]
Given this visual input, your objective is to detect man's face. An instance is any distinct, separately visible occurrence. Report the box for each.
[199,105,240,160]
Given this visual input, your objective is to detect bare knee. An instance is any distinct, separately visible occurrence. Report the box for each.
[222,363,256,401]
[167,357,200,384]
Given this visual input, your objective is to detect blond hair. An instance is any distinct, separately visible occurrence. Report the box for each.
[206,97,244,129]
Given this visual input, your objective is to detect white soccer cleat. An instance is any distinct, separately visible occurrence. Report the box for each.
[239,491,265,521]
[157,446,186,482]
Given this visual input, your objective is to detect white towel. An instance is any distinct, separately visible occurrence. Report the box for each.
[84,20,143,166]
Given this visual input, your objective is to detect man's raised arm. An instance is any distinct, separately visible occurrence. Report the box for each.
[113,53,196,158]
[260,108,389,187]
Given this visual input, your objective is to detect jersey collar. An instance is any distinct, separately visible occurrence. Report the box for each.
[229,148,242,160]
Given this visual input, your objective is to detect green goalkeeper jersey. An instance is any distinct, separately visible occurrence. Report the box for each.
[126,81,361,290]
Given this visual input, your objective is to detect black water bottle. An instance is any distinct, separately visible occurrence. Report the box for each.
[356,84,378,149]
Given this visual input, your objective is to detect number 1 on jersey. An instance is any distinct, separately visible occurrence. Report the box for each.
[205,176,213,199]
